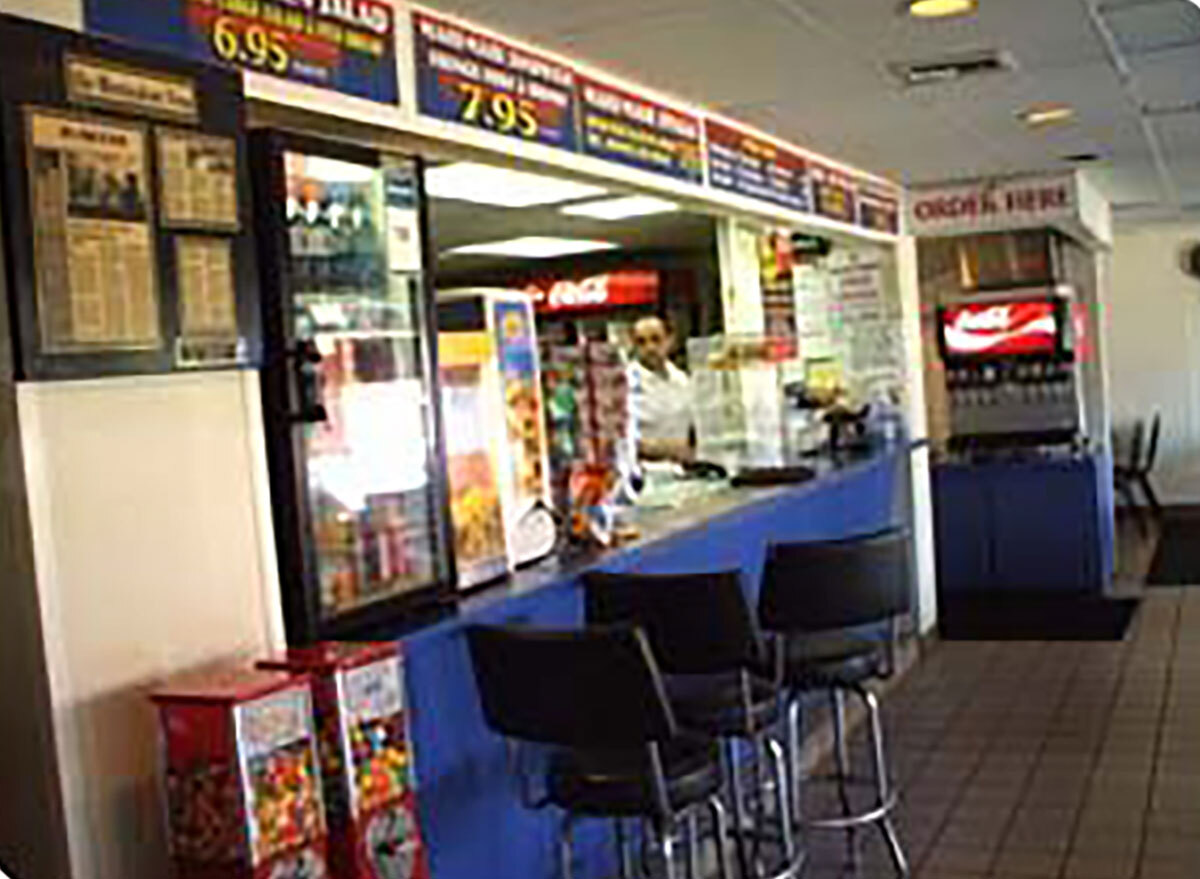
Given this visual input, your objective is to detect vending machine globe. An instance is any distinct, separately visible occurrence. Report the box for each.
[252,132,453,642]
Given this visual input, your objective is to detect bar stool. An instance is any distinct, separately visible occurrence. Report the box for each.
[758,530,910,877]
[583,570,798,879]
[467,624,731,879]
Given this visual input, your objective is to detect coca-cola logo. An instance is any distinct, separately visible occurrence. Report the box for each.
[943,301,1058,356]
[952,305,1013,333]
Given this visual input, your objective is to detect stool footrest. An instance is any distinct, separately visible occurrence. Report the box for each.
[800,791,898,830]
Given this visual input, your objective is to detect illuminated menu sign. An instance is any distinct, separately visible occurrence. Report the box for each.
[87,0,400,104]
[412,10,578,150]
[705,119,811,212]
[577,77,703,184]
[858,184,901,234]
[812,164,858,225]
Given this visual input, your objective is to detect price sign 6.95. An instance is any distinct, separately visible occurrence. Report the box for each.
[209,16,289,75]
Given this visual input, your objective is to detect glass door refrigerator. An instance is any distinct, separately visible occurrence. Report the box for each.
[251,131,454,643]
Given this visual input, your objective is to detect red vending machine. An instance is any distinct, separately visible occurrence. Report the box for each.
[152,668,328,879]
[260,643,428,879]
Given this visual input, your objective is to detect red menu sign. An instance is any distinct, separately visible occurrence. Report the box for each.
[705,119,811,212]
[941,301,1060,358]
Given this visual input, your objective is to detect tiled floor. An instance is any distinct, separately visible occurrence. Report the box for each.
[799,534,1200,879]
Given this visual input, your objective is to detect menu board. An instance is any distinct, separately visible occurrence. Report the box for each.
[577,77,703,183]
[412,11,578,150]
[706,119,811,212]
[27,108,161,352]
[86,0,400,104]
[859,184,901,235]
[157,130,239,230]
[812,165,859,225]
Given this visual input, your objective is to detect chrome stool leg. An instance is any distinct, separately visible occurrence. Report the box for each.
[615,819,635,879]
[559,815,575,879]
[723,737,754,879]
[862,687,909,878]
[707,795,732,879]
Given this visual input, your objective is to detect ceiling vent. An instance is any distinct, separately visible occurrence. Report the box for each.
[890,49,1017,88]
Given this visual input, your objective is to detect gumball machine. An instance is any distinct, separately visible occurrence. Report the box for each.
[259,643,428,879]
[151,666,328,879]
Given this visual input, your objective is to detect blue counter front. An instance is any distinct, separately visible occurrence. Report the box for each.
[398,448,913,879]
[932,452,1115,595]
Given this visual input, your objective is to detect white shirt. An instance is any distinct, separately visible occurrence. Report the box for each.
[629,359,694,444]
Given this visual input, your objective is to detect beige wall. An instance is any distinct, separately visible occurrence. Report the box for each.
[0,0,80,29]
[1106,221,1200,503]
[17,371,284,879]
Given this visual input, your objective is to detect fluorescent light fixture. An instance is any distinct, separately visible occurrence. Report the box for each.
[287,153,376,184]
[1019,103,1075,127]
[907,0,977,18]
[561,195,681,221]
[425,162,606,208]
[446,236,618,259]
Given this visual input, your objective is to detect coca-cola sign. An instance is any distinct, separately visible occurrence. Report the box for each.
[525,270,658,313]
[941,300,1059,357]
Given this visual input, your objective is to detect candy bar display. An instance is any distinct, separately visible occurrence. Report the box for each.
[542,341,632,545]
[259,643,428,879]
[152,666,328,879]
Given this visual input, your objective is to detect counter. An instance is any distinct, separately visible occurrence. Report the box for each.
[400,444,914,879]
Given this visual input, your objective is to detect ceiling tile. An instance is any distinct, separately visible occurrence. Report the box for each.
[1103,0,1200,56]
[1130,44,1200,109]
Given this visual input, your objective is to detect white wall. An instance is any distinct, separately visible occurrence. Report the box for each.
[18,371,285,879]
[1106,221,1200,504]
[0,0,80,28]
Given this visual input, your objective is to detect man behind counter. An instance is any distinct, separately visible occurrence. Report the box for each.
[629,316,695,463]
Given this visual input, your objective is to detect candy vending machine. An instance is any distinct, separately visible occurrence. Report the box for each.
[259,642,428,879]
[152,668,328,879]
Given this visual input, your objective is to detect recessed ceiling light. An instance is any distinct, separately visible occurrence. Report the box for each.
[907,0,977,19]
[1019,104,1075,127]
[425,162,606,208]
[560,195,681,221]
[446,236,619,259]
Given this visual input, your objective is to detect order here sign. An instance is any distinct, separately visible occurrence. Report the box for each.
[907,173,1076,237]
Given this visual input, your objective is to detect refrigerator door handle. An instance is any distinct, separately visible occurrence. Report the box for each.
[288,339,328,424]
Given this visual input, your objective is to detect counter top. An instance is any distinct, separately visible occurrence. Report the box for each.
[406,441,917,644]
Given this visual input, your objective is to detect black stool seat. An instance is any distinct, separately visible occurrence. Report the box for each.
[781,633,887,690]
[668,672,782,737]
[548,736,722,817]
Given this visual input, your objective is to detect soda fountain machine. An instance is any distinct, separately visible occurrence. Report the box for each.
[937,291,1085,450]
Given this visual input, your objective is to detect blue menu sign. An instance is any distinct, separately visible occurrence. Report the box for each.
[412,10,577,151]
[85,0,400,105]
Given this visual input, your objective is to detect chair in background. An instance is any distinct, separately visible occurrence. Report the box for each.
[758,530,911,878]
[583,569,798,879]
[1114,413,1162,520]
[467,624,731,879]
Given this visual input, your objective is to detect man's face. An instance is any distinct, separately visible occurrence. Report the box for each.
[632,319,672,372]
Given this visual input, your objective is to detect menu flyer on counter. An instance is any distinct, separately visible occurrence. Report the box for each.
[85,0,400,104]
[28,109,161,352]
[158,129,240,230]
